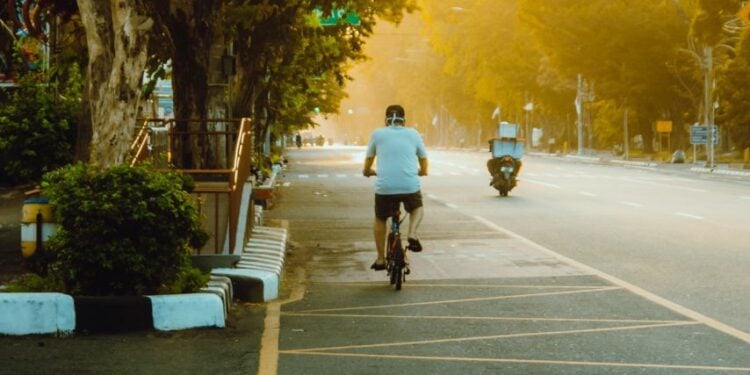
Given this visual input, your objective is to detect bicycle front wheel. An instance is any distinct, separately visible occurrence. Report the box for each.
[390,264,399,285]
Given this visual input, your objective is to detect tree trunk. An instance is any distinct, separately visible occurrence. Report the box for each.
[76,0,152,167]
[159,1,220,169]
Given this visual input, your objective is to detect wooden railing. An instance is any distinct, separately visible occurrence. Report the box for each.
[130,118,254,255]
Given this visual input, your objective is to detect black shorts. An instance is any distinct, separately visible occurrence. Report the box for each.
[374,191,423,220]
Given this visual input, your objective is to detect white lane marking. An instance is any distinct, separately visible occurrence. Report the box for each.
[458,166,468,170]
[432,172,444,176]
[471,169,481,173]
[427,194,440,200]
[335,174,347,178]
[618,177,708,193]
[526,172,539,177]
[449,172,461,176]
[741,196,750,200]
[619,201,643,208]
[674,212,704,220]
[543,173,559,178]
[469,215,750,344]
[282,182,291,187]
[523,179,561,189]
[298,174,309,179]
[317,174,328,178]
[579,191,598,197]
[445,203,459,209]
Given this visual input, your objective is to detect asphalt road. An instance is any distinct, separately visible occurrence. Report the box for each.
[265,145,750,374]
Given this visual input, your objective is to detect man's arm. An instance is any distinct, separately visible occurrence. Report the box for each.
[363,157,376,177]
[418,157,428,176]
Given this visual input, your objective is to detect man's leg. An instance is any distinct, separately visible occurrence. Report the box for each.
[373,217,387,264]
[407,206,423,240]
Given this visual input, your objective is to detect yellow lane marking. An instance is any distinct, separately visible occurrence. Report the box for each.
[282,312,690,324]
[284,321,699,353]
[258,268,307,375]
[294,286,621,313]
[311,282,609,289]
[258,302,280,375]
[279,351,750,372]
[472,215,750,344]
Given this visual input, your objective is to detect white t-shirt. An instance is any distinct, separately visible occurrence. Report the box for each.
[366,125,428,195]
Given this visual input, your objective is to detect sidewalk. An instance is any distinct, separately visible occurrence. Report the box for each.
[527,151,750,178]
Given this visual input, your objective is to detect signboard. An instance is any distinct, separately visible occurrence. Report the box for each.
[740,2,750,24]
[656,121,672,133]
[690,125,718,145]
[314,8,361,26]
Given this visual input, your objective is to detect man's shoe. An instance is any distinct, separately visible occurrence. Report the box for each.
[370,261,386,271]
[407,238,422,252]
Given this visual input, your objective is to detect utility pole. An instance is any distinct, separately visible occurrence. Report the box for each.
[576,74,584,155]
[524,92,530,149]
[623,108,629,160]
[704,46,714,168]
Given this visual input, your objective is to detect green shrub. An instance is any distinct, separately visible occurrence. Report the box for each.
[3,273,63,293]
[160,267,211,294]
[41,163,208,296]
[0,65,81,184]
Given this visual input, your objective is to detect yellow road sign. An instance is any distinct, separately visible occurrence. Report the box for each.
[656,120,673,133]
[740,2,750,24]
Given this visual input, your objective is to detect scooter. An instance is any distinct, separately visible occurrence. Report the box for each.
[487,122,524,197]
[488,155,519,196]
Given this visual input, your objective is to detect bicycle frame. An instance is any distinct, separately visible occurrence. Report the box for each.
[386,207,408,290]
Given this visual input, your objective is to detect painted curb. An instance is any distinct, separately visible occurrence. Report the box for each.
[0,293,75,335]
[1,288,230,335]
[211,267,278,302]
[149,294,225,331]
[75,296,152,333]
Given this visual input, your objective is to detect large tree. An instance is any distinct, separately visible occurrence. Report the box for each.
[228,0,416,155]
[76,0,152,166]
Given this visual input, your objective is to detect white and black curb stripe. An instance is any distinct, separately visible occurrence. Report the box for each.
[0,291,227,335]
[210,225,288,303]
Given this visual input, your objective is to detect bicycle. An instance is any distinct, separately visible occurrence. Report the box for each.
[386,205,410,290]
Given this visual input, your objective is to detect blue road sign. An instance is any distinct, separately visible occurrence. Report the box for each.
[315,8,361,26]
[690,126,718,145]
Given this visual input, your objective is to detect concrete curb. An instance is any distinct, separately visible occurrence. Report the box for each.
[0,293,75,335]
[210,225,288,303]
[149,294,225,331]
[564,154,603,163]
[691,166,750,177]
[610,159,659,167]
[0,278,233,335]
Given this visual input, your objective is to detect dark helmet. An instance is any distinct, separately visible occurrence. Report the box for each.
[385,104,405,126]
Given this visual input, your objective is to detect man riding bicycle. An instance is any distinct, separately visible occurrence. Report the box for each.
[363,104,429,271]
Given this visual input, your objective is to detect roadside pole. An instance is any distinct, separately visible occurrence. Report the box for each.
[576,74,584,156]
[704,46,714,168]
[623,108,629,160]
